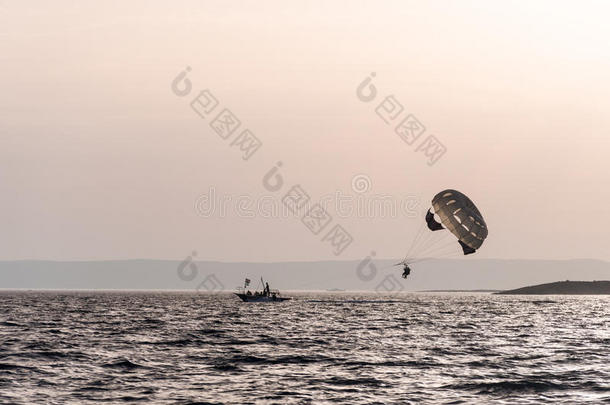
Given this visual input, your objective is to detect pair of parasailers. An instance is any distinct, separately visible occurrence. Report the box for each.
[402,264,411,279]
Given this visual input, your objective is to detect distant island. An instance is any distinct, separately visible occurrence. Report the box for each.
[496,280,610,295]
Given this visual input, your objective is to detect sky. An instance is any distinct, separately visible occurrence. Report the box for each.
[1,0,610,262]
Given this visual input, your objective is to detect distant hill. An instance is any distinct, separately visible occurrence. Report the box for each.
[0,259,609,291]
[496,280,610,295]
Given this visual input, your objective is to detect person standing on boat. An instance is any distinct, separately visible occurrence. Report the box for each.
[265,282,270,296]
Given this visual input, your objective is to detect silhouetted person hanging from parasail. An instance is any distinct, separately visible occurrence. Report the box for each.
[402,264,411,279]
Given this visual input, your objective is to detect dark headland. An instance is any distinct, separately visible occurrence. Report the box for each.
[496,280,610,295]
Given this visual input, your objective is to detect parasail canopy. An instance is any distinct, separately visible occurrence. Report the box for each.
[401,188,489,267]
[425,189,488,255]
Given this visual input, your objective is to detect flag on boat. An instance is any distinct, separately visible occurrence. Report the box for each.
[244,278,251,286]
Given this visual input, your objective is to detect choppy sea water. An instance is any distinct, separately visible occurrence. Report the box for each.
[1,291,609,404]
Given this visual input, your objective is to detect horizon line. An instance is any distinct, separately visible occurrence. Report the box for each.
[0,257,607,264]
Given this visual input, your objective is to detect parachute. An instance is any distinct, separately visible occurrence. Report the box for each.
[400,189,488,266]
[427,189,488,255]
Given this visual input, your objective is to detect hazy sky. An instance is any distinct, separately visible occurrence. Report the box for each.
[2,1,610,262]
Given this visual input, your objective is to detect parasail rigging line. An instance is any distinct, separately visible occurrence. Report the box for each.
[412,236,460,259]
[404,218,455,262]
[403,216,427,263]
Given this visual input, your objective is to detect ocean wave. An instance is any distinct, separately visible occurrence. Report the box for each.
[2,291,609,404]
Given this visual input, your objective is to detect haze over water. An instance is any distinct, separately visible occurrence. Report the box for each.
[3,3,610,403]
[2,291,609,404]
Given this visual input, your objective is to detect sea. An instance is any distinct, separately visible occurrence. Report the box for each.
[1,291,609,404]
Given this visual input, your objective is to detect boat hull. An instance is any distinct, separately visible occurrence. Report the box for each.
[234,293,291,302]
